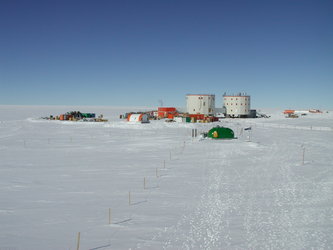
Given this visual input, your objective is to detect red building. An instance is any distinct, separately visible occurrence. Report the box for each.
[158,107,178,119]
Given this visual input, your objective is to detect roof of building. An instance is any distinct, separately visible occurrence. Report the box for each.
[186,94,215,96]
[223,92,250,97]
[223,95,250,97]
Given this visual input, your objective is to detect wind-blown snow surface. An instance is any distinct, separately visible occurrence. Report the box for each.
[0,105,332,250]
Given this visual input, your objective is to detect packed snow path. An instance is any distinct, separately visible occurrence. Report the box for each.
[0,106,332,249]
[153,137,333,250]
[142,126,333,249]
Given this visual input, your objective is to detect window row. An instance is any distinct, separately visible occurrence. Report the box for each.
[224,98,249,101]
[225,103,247,105]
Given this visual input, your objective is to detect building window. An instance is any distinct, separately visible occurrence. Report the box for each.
[203,102,206,106]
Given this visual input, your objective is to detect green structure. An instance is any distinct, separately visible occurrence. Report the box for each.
[81,113,96,118]
[207,126,234,139]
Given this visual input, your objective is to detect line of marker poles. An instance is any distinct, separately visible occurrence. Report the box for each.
[45,138,183,248]
[76,159,168,248]
[26,138,179,248]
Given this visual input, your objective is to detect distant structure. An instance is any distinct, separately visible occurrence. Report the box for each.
[223,93,251,118]
[158,107,178,119]
[186,94,215,115]
[127,113,150,123]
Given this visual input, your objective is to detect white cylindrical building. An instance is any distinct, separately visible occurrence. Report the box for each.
[223,93,250,118]
[186,94,215,115]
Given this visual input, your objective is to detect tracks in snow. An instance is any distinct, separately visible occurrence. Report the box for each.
[154,139,332,249]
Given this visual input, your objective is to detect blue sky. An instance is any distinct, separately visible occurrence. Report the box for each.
[1,0,332,109]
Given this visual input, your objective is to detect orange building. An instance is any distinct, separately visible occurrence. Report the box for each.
[158,107,178,119]
[283,110,295,114]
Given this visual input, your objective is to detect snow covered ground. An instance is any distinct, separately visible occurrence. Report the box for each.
[0,105,332,250]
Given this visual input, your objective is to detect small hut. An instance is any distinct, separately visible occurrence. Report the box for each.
[127,114,150,123]
[207,126,234,139]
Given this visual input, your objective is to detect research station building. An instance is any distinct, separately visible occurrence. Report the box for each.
[223,93,251,118]
[186,94,215,115]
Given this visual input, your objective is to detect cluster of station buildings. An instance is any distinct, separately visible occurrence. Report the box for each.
[283,109,322,118]
[185,93,255,118]
[124,93,257,123]
[42,111,108,122]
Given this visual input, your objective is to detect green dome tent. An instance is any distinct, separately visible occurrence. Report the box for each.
[207,126,234,139]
